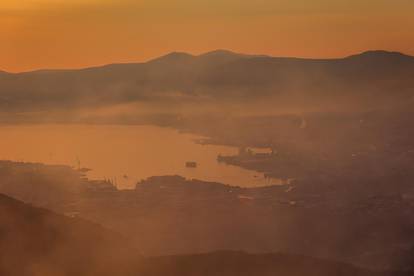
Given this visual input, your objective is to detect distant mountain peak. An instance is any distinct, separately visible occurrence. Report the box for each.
[199,49,241,57]
[346,50,412,60]
[148,51,194,63]
[164,51,194,58]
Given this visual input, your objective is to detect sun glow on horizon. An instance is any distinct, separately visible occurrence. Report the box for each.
[1,0,413,72]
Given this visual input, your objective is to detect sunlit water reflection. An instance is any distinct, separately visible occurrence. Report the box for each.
[0,124,282,188]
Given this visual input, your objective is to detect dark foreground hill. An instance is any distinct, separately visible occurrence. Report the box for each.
[0,193,407,276]
[0,193,140,276]
[1,160,414,271]
[142,251,405,276]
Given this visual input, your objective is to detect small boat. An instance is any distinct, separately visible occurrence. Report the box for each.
[185,161,197,168]
[77,167,92,173]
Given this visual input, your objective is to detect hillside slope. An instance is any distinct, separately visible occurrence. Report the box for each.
[0,192,407,276]
[0,193,139,276]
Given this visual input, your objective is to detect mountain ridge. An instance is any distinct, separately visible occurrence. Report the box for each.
[0,49,413,114]
[3,50,412,74]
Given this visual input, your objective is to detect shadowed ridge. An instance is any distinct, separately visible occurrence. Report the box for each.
[199,49,245,57]
[9,49,413,74]
[0,190,410,276]
[0,193,25,207]
[0,193,141,276]
[142,251,407,276]
[1,49,414,113]
[345,50,414,61]
[197,49,268,62]
[148,51,195,64]
[190,49,254,68]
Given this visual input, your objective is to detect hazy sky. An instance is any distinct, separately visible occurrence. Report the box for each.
[2,0,414,72]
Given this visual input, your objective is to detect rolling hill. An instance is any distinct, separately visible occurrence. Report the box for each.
[0,50,413,113]
[0,192,408,276]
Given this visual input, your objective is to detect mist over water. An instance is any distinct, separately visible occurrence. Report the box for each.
[0,124,280,188]
[2,49,414,275]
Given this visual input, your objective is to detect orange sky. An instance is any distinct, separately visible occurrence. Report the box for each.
[1,0,414,72]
